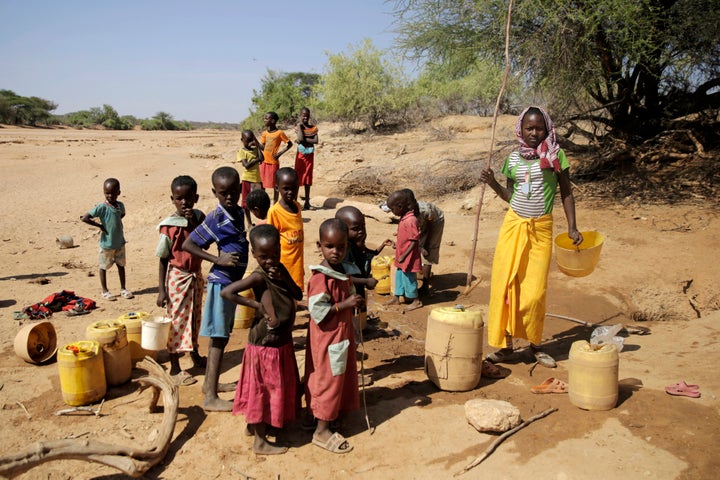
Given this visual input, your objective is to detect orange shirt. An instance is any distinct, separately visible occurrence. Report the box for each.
[260,129,290,165]
[267,201,304,290]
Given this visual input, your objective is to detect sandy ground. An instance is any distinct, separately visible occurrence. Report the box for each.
[1,117,719,480]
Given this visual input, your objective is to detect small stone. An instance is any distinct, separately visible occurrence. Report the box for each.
[465,399,522,433]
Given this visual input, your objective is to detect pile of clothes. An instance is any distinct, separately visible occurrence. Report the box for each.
[23,290,96,319]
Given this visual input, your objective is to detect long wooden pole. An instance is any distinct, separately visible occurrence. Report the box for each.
[465,0,515,291]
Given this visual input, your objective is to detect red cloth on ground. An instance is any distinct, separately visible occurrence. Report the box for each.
[23,290,96,319]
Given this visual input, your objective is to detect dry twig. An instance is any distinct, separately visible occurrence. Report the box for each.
[15,402,31,420]
[456,407,558,476]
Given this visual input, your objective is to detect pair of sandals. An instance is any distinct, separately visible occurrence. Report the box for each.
[486,347,557,368]
[101,289,134,301]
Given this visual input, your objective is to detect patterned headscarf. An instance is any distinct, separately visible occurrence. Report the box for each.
[515,106,561,172]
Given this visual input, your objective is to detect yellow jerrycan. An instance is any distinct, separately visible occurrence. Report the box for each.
[425,305,484,391]
[58,340,106,406]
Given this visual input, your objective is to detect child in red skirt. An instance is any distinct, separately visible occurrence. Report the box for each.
[221,224,303,455]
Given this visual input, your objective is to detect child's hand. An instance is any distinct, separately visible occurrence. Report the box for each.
[156,292,169,308]
[421,247,429,258]
[366,277,378,290]
[342,294,364,310]
[216,251,240,267]
[382,239,395,248]
[266,265,281,281]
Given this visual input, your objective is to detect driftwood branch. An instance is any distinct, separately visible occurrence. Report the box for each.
[0,357,178,478]
[456,407,558,476]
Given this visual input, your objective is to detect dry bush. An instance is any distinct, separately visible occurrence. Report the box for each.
[415,159,483,198]
[338,167,393,197]
[423,126,456,142]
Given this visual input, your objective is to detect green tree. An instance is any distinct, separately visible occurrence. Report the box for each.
[410,60,513,116]
[243,70,320,130]
[153,111,175,130]
[0,90,57,126]
[317,38,410,130]
[393,0,720,141]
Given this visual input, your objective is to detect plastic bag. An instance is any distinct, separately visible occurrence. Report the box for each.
[590,324,624,352]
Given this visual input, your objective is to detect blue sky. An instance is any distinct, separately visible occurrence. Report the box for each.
[0,0,397,123]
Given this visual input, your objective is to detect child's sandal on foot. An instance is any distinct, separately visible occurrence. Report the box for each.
[101,291,117,301]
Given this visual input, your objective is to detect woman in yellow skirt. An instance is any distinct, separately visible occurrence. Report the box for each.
[480,106,583,367]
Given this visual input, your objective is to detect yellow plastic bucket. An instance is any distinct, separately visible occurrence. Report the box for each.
[371,256,394,295]
[555,231,604,277]
[85,320,132,386]
[568,340,618,410]
[425,306,484,391]
[58,340,106,406]
[234,288,256,329]
[116,312,157,364]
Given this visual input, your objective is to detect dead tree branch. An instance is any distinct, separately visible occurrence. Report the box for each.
[0,357,178,478]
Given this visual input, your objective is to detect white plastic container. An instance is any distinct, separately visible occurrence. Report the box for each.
[141,317,172,351]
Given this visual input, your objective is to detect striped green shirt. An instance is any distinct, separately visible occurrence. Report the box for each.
[501,149,570,218]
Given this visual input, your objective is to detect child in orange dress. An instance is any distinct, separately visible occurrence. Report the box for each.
[259,111,292,204]
[267,167,304,290]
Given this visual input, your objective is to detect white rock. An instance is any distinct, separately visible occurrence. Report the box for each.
[464,399,522,433]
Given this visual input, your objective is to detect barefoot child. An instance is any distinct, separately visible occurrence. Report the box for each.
[259,112,292,204]
[415,198,445,294]
[81,177,134,301]
[294,107,319,211]
[267,167,304,290]
[221,224,303,455]
[246,188,271,226]
[385,189,423,312]
[237,130,263,227]
[183,167,249,411]
[305,219,363,454]
[155,175,206,386]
